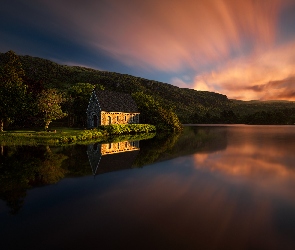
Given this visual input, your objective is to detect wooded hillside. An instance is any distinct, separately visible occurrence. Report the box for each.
[0,52,231,123]
[1,52,295,125]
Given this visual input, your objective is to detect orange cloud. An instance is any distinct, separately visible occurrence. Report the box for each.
[43,0,285,71]
[192,40,295,100]
[96,0,284,71]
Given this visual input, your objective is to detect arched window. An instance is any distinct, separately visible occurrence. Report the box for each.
[108,116,111,125]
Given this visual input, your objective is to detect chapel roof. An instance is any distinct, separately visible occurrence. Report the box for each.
[94,89,139,113]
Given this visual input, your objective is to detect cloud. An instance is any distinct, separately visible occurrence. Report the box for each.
[247,78,295,100]
[191,40,295,100]
[39,0,285,71]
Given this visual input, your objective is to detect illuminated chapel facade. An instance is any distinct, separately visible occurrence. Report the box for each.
[87,89,140,128]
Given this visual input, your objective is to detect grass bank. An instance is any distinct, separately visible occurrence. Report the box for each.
[0,124,156,146]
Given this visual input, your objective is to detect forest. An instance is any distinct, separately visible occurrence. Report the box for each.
[1,50,295,130]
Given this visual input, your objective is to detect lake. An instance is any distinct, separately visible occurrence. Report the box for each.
[1,125,295,250]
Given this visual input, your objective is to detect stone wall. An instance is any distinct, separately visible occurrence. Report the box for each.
[101,112,139,125]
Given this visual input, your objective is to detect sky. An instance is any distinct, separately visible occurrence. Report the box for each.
[1,0,295,101]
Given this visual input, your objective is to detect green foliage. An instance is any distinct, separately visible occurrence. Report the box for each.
[37,89,67,130]
[243,109,295,125]
[189,109,238,124]
[100,124,156,135]
[104,132,156,143]
[64,83,104,127]
[0,51,27,131]
[0,52,232,124]
[230,100,295,124]
[0,50,25,84]
[0,125,155,146]
[58,124,155,144]
[132,92,183,131]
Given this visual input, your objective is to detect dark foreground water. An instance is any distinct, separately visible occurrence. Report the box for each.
[1,125,295,250]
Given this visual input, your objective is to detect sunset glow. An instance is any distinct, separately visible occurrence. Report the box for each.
[1,0,295,100]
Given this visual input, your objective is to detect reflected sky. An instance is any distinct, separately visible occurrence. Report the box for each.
[192,126,295,200]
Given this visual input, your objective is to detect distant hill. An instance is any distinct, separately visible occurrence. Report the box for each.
[0,52,231,123]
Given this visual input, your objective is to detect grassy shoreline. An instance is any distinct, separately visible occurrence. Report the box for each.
[0,124,156,146]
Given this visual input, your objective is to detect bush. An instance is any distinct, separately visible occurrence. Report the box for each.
[100,124,156,135]
[57,125,155,144]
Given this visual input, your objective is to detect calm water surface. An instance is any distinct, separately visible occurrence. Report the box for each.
[1,125,295,250]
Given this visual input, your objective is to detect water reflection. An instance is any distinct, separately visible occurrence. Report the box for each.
[0,127,225,214]
[193,126,295,180]
[87,141,140,175]
[1,126,295,249]
[132,126,227,167]
[191,126,295,211]
[0,146,68,214]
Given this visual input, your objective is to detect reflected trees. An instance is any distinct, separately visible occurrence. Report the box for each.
[0,146,68,214]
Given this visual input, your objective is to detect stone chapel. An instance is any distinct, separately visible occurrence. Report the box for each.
[86,89,140,128]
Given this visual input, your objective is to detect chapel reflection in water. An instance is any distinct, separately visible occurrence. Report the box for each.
[0,126,228,214]
[87,141,140,176]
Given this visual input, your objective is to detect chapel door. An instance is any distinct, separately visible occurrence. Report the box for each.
[93,115,98,127]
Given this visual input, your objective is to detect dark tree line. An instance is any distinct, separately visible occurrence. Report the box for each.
[0,51,91,130]
[188,108,295,125]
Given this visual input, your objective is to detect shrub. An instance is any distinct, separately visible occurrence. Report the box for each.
[100,124,156,135]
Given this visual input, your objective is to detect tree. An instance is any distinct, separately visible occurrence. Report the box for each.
[0,50,27,131]
[37,89,67,130]
[13,77,45,128]
[219,109,238,124]
[64,83,103,127]
[132,92,183,131]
